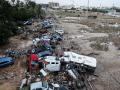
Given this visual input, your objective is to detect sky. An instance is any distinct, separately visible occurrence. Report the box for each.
[24,0,120,7]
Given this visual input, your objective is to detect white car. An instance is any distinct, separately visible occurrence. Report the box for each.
[44,56,61,72]
[54,29,64,35]
[30,82,49,90]
[33,38,40,45]
[30,82,60,90]
[40,35,51,41]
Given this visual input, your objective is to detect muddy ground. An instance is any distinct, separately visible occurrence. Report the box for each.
[0,22,36,90]
[58,11,120,90]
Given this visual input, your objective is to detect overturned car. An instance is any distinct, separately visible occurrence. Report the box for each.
[0,56,15,67]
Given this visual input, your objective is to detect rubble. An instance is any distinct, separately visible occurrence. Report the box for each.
[17,16,97,90]
[0,72,16,80]
[0,14,98,90]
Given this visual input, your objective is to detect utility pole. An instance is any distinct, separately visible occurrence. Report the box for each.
[79,0,81,22]
[72,0,75,14]
[88,0,89,9]
[72,0,74,6]
[99,3,101,9]
[87,0,89,17]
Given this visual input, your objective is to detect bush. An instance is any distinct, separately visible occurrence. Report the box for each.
[90,42,109,51]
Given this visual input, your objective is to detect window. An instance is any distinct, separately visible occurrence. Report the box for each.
[72,56,76,58]
[51,62,55,64]
[0,61,9,64]
[42,82,48,88]
[36,88,42,90]
[78,57,81,59]
[64,55,69,57]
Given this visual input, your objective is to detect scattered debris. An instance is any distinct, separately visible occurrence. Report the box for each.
[0,11,102,90]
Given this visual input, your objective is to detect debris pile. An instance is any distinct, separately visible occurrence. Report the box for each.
[0,16,97,90]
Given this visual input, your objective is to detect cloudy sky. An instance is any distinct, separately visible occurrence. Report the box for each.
[27,0,120,7]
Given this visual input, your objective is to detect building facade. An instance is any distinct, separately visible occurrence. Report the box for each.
[49,2,59,9]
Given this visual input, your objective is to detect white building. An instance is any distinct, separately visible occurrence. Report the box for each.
[107,10,120,17]
[49,2,60,9]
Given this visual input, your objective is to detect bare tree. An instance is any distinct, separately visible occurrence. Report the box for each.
[25,0,30,5]
[11,0,15,5]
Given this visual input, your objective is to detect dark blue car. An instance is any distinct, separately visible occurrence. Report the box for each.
[51,33,63,43]
[42,20,53,29]
[37,51,52,58]
[0,57,15,67]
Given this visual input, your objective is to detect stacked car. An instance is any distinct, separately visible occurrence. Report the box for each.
[19,17,97,90]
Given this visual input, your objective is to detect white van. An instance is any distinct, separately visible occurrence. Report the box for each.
[44,56,61,72]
